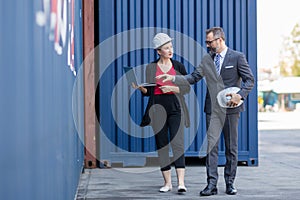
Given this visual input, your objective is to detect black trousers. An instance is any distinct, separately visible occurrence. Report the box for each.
[150,94,185,171]
[205,112,240,186]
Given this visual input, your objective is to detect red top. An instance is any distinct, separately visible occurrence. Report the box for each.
[154,65,177,95]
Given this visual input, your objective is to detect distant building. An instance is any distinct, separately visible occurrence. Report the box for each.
[258,77,300,111]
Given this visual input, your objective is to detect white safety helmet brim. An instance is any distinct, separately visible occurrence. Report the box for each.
[217,87,244,108]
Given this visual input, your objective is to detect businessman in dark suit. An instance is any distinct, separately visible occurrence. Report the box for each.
[156,27,255,196]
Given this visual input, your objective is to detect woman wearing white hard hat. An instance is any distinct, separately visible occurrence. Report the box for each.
[134,33,190,193]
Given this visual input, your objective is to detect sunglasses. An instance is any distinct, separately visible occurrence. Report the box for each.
[205,38,220,45]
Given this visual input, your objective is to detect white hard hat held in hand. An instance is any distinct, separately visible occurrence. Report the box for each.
[217,87,244,108]
[152,33,173,49]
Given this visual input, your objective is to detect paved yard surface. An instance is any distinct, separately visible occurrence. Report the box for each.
[77,112,300,199]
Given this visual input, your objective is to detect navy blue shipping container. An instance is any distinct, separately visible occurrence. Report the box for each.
[97,0,258,167]
[0,0,84,199]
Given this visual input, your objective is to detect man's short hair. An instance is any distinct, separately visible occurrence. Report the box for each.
[206,27,226,41]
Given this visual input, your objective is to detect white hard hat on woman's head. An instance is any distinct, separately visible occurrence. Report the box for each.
[152,33,173,49]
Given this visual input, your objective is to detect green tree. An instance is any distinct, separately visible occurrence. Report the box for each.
[291,60,300,75]
[279,23,300,76]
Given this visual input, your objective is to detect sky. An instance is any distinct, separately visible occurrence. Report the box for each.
[257,0,300,69]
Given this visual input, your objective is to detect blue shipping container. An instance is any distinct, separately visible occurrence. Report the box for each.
[97,0,258,166]
[0,0,84,199]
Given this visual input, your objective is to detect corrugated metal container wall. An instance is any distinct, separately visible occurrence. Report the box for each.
[0,0,84,199]
[97,0,258,166]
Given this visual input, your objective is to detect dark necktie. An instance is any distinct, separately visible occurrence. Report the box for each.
[215,54,221,74]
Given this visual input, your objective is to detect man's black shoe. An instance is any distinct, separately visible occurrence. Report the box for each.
[226,184,237,195]
[199,184,218,196]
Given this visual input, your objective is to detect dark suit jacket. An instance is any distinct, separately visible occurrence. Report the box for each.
[175,48,254,115]
[140,59,191,127]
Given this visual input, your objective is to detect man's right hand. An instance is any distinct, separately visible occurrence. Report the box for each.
[155,74,175,83]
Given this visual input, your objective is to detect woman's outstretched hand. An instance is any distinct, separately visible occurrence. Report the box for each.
[132,82,147,94]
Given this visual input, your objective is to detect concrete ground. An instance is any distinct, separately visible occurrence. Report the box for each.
[76,112,300,199]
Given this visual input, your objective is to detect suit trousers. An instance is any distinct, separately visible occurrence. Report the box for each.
[150,94,185,171]
[205,112,240,186]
